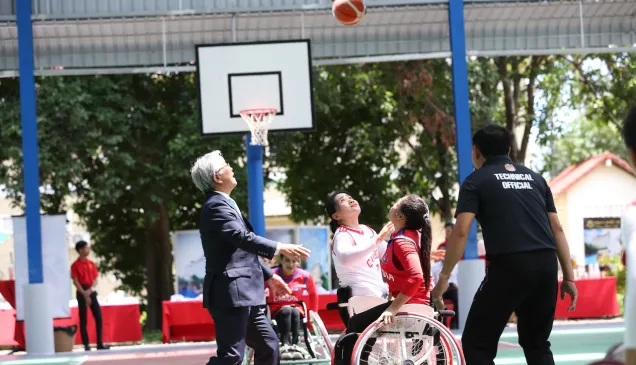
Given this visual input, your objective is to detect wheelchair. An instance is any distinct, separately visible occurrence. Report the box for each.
[586,342,626,365]
[328,287,465,365]
[241,300,334,365]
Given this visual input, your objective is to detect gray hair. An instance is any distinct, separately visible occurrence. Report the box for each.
[190,150,224,193]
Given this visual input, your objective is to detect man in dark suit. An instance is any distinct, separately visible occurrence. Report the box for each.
[191,150,311,365]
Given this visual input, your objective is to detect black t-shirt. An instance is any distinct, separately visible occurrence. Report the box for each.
[455,155,557,257]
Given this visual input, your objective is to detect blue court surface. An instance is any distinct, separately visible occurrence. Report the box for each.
[0,321,625,365]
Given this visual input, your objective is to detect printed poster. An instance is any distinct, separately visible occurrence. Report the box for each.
[583,217,622,265]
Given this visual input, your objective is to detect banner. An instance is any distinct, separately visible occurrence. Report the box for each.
[173,226,333,297]
[173,230,205,298]
[583,217,622,265]
[13,214,71,320]
[298,227,331,291]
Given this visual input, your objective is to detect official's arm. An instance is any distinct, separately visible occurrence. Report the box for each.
[547,213,575,281]
[543,182,575,282]
[440,177,479,277]
[207,202,278,259]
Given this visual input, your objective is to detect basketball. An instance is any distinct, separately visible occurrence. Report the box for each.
[332,0,366,26]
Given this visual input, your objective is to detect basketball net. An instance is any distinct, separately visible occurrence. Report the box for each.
[240,108,276,147]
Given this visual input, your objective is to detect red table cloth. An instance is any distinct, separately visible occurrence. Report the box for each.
[162,294,345,343]
[0,280,142,348]
[555,277,620,319]
[162,277,620,343]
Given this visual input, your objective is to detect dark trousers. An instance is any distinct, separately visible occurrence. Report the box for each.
[274,306,301,345]
[442,284,459,329]
[334,301,392,364]
[462,249,558,365]
[208,305,279,365]
[76,287,104,347]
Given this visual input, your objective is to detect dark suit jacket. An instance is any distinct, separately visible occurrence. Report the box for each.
[200,191,278,309]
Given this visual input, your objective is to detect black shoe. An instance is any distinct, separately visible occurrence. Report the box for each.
[97,344,110,350]
[84,346,91,351]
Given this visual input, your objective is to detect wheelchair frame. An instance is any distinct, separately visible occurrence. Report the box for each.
[328,291,464,365]
[241,300,333,365]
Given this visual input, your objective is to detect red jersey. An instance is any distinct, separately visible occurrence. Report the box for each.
[265,267,318,317]
[380,229,434,305]
[71,258,98,287]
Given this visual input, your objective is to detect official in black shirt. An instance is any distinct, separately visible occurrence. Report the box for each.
[431,124,578,365]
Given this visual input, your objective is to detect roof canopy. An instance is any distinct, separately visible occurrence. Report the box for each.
[1,0,634,76]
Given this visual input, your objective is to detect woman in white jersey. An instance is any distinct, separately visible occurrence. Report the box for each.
[326,190,393,299]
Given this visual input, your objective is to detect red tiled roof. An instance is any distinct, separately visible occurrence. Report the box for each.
[549,152,634,197]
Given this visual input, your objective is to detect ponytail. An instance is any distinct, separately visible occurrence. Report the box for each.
[398,194,433,290]
[419,214,432,290]
[329,219,340,234]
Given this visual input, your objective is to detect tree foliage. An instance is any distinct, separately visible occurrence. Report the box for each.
[269,65,402,230]
[0,73,249,330]
[537,53,636,176]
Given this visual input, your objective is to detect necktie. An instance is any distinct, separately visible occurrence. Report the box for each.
[228,198,242,216]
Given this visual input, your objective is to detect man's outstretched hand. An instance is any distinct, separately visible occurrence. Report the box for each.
[267,274,292,295]
[279,243,311,261]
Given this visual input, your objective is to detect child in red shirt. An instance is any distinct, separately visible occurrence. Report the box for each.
[70,241,109,351]
[266,255,318,360]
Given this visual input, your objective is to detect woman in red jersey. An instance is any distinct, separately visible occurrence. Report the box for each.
[348,194,434,329]
[336,194,435,364]
[266,254,319,360]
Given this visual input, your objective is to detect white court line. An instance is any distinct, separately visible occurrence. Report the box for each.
[495,353,605,364]
[499,327,625,339]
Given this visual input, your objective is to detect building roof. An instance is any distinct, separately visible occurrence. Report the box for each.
[548,152,634,197]
[1,0,635,76]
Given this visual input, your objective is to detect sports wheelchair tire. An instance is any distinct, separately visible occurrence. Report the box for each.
[351,313,464,365]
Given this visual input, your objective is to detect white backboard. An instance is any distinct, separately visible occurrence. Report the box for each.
[196,39,315,136]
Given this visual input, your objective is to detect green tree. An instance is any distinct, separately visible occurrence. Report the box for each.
[268,65,402,230]
[0,73,249,330]
[489,56,571,164]
[536,53,636,176]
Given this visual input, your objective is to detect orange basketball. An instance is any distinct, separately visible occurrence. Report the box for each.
[332,0,366,26]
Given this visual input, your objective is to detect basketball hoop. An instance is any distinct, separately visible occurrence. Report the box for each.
[240,108,277,147]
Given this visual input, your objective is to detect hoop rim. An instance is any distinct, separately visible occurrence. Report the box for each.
[239,108,278,116]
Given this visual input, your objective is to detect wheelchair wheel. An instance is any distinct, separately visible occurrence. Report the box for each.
[351,313,464,365]
[310,310,335,356]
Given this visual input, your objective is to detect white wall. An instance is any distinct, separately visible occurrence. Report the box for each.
[566,162,636,262]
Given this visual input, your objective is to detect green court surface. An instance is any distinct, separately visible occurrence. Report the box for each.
[492,324,624,364]
[0,322,625,365]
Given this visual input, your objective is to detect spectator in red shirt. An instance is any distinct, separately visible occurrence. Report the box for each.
[266,254,318,360]
[70,241,109,351]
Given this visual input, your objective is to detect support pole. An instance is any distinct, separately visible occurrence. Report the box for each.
[448,0,484,330]
[245,136,266,237]
[17,0,54,354]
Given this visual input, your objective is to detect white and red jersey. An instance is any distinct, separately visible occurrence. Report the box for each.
[265,267,318,317]
[331,225,388,298]
[621,201,636,349]
[381,229,434,305]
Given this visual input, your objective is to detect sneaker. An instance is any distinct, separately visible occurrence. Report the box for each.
[280,345,294,361]
[97,344,110,350]
[84,346,91,352]
[291,345,312,360]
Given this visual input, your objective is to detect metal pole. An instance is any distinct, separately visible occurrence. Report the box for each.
[449,0,477,259]
[578,0,585,48]
[245,135,266,237]
[17,0,54,354]
[448,0,484,331]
